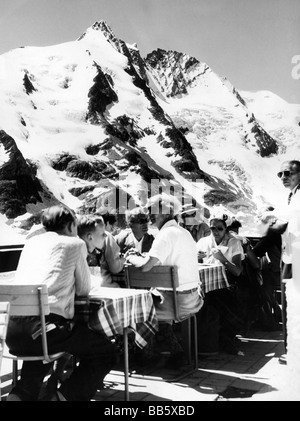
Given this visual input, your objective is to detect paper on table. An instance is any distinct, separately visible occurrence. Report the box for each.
[198,263,215,266]
[198,263,224,268]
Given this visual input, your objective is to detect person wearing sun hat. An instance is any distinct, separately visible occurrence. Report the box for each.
[196,209,245,355]
[197,210,244,275]
[251,206,282,331]
[179,203,211,242]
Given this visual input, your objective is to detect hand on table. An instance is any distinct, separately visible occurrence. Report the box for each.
[124,248,142,259]
[124,249,148,268]
[198,251,207,262]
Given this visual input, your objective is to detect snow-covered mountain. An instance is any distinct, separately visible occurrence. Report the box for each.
[0,20,299,242]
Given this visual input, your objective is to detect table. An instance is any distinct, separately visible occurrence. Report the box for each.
[1,272,158,401]
[76,287,158,401]
[87,287,158,348]
[198,263,229,294]
[197,264,235,355]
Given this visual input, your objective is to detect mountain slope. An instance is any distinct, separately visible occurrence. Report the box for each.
[0,20,297,238]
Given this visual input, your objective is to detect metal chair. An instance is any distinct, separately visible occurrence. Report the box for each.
[0,282,66,389]
[125,265,198,381]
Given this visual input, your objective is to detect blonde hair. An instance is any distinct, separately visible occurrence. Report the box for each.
[147,193,181,217]
[77,214,105,238]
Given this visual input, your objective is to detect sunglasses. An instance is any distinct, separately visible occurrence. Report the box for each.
[132,218,149,224]
[210,226,225,232]
[277,170,297,179]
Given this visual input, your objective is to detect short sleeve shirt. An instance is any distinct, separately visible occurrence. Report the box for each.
[197,233,244,265]
[148,220,200,291]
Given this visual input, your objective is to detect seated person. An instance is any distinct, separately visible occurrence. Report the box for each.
[252,207,282,330]
[47,213,124,393]
[5,205,118,401]
[196,213,245,355]
[97,209,120,236]
[227,219,243,237]
[77,214,125,289]
[179,204,211,242]
[125,193,204,368]
[115,207,155,255]
[197,215,244,274]
[227,218,262,333]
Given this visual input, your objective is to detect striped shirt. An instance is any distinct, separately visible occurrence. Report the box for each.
[15,232,91,319]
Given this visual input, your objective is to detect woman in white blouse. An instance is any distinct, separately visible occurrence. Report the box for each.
[197,214,244,282]
[196,213,245,355]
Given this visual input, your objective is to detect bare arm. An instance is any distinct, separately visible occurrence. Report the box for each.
[104,234,125,273]
[212,249,243,277]
[141,256,160,272]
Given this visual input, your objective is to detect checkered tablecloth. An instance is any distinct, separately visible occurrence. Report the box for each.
[76,287,158,348]
[198,264,229,294]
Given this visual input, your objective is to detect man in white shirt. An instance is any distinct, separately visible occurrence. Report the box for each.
[276,160,300,364]
[6,205,118,401]
[126,193,203,368]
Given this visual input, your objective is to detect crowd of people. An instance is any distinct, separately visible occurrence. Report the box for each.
[4,159,300,400]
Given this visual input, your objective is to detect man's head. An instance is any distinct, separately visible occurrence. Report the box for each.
[278,160,300,191]
[97,211,118,234]
[77,215,107,253]
[125,207,149,240]
[180,204,200,227]
[147,193,181,230]
[227,219,242,234]
[42,205,77,236]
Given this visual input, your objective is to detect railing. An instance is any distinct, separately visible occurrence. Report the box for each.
[0,245,24,273]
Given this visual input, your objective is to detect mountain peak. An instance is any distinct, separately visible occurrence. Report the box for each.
[77,20,115,41]
[91,20,115,36]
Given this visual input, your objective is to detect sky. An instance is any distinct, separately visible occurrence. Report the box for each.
[0,0,299,104]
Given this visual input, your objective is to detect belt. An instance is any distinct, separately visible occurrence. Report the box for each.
[177,287,199,295]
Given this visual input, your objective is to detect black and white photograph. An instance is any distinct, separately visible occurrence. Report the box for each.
[0,0,300,405]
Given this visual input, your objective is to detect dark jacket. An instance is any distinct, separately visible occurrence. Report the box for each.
[115,229,155,255]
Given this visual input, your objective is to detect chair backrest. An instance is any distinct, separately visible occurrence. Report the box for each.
[0,283,49,316]
[0,282,51,360]
[125,265,180,320]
